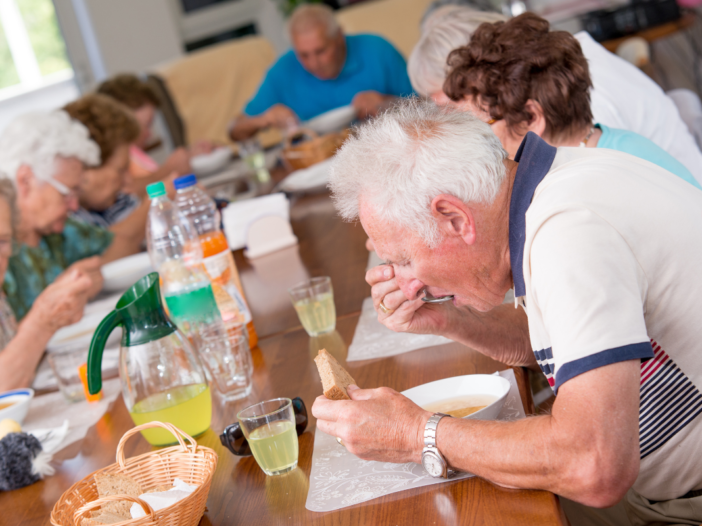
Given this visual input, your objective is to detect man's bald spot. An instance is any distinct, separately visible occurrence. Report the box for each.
[288,4,341,39]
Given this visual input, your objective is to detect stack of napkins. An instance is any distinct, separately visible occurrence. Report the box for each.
[130,478,198,518]
[222,193,291,250]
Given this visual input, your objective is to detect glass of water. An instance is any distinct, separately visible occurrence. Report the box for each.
[239,138,270,183]
[288,276,336,337]
[237,398,298,476]
[198,323,253,401]
[47,343,87,403]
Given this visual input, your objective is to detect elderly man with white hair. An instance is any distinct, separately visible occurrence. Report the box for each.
[0,111,141,321]
[313,100,702,525]
[408,5,702,185]
[228,4,413,141]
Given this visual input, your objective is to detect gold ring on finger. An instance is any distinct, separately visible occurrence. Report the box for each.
[379,300,394,315]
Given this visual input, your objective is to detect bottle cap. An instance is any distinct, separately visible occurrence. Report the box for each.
[147,182,166,198]
[174,174,197,190]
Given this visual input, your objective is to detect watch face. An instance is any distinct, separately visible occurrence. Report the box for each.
[422,451,444,477]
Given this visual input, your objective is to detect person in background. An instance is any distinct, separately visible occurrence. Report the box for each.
[0,111,137,320]
[0,178,92,390]
[96,74,211,191]
[442,13,700,189]
[229,4,414,141]
[63,93,175,252]
[408,5,702,185]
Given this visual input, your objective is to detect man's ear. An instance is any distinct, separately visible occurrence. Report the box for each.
[430,194,476,246]
[523,99,547,137]
[15,165,34,199]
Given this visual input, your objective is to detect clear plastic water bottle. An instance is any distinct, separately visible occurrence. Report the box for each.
[173,174,258,347]
[145,181,224,341]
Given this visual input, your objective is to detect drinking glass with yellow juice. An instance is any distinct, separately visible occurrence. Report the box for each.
[289,277,336,337]
[237,398,299,476]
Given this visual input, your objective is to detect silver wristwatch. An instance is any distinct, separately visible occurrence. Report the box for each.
[421,412,454,478]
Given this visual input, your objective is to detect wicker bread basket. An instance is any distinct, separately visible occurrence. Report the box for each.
[282,128,349,171]
[50,421,218,526]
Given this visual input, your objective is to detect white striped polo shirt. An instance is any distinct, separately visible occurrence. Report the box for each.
[511,132,702,501]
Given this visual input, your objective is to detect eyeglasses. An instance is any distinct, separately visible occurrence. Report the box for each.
[219,396,308,456]
[45,176,78,202]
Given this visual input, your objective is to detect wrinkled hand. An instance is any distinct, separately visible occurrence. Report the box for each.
[367,265,453,335]
[264,104,299,130]
[61,256,103,299]
[163,147,191,175]
[352,91,389,120]
[312,385,431,463]
[163,171,178,199]
[25,269,92,335]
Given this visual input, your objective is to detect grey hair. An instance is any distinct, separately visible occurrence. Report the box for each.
[0,110,100,182]
[288,4,340,39]
[329,98,507,247]
[0,175,18,234]
[408,7,507,97]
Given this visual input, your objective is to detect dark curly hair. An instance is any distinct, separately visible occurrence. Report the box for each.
[444,13,593,142]
[63,94,140,164]
[97,74,160,110]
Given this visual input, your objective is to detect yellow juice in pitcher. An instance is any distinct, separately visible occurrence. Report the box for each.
[129,383,212,446]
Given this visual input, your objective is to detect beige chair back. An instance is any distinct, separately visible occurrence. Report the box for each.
[335,0,436,58]
[155,36,276,145]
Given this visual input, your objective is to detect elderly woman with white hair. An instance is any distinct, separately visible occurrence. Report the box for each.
[0,178,92,390]
[0,111,141,321]
[408,4,702,184]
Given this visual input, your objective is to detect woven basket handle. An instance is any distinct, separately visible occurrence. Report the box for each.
[117,421,198,468]
[283,127,318,149]
[73,494,154,524]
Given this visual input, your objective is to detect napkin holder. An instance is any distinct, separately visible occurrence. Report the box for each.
[244,216,298,259]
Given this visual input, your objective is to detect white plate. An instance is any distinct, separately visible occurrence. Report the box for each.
[191,146,232,177]
[305,105,357,135]
[101,252,154,293]
[402,374,511,421]
[0,388,34,424]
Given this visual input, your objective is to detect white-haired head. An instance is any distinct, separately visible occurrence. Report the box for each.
[0,110,100,182]
[408,7,507,97]
[329,98,507,247]
[288,4,340,39]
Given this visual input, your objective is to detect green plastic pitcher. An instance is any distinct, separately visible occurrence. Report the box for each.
[87,272,211,446]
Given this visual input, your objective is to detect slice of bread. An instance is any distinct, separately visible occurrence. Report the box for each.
[94,473,142,519]
[314,349,357,400]
[80,511,130,525]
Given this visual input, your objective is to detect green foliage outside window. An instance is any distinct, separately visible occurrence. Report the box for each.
[17,0,71,76]
[0,23,20,90]
[277,0,322,17]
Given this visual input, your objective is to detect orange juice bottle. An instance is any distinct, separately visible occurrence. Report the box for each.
[174,175,258,347]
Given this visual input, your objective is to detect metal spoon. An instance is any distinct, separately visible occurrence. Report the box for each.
[421,288,455,303]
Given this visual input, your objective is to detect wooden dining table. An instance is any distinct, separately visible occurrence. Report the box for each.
[2,191,567,526]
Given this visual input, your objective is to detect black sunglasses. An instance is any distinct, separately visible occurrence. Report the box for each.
[219,397,308,456]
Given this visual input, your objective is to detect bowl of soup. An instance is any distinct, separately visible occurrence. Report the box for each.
[402,374,510,421]
[0,388,34,424]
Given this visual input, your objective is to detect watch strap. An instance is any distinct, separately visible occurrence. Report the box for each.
[424,412,450,448]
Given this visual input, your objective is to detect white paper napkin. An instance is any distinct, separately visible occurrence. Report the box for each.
[130,478,198,518]
[222,193,291,250]
[306,369,525,512]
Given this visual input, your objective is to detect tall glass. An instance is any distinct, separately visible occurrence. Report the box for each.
[47,343,87,403]
[288,277,336,337]
[198,323,253,401]
[237,398,298,476]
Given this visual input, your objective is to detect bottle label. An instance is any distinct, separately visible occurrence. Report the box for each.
[202,251,252,324]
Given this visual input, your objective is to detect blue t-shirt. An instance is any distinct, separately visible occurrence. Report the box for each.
[244,34,414,121]
[597,123,701,189]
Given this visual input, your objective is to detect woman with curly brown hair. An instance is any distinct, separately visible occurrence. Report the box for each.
[443,13,700,189]
[64,94,169,251]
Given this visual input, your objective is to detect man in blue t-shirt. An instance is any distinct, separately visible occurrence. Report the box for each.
[229,4,414,141]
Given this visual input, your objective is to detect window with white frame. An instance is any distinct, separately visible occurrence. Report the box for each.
[0,0,72,94]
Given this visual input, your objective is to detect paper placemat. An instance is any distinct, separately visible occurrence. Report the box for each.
[306,369,525,512]
[23,377,122,453]
[347,297,453,362]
